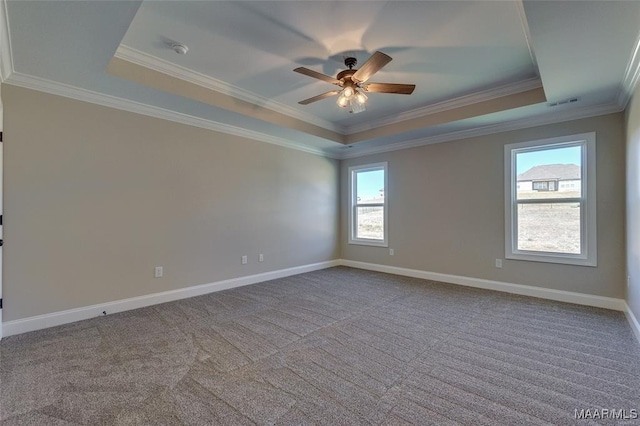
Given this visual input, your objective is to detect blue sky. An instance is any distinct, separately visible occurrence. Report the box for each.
[517,146,581,174]
[357,170,384,200]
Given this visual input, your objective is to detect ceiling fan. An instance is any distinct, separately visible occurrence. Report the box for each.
[294,51,415,114]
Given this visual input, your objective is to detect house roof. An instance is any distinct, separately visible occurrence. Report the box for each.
[517,164,580,181]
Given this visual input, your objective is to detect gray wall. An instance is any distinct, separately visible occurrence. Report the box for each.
[626,86,640,319]
[2,85,339,321]
[341,113,626,298]
[1,84,628,323]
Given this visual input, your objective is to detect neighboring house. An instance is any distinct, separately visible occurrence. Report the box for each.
[517,164,581,192]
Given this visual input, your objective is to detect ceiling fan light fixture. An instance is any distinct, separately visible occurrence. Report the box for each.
[343,86,355,97]
[355,90,368,105]
[349,99,366,114]
[294,51,415,111]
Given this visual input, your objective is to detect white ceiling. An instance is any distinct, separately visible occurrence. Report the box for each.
[120,1,537,127]
[2,1,640,158]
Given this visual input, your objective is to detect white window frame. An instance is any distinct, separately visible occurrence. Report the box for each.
[504,132,597,267]
[348,162,388,247]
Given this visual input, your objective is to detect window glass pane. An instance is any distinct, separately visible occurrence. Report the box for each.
[356,170,384,204]
[517,202,581,254]
[516,146,581,200]
[356,206,383,240]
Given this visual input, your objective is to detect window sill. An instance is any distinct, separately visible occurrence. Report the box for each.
[506,252,597,267]
[348,239,388,248]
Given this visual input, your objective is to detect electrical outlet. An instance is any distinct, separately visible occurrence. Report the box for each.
[389,248,394,256]
[154,266,163,278]
[495,259,503,269]
[259,253,264,262]
[241,255,248,265]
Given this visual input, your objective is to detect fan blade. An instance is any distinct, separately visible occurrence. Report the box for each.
[363,83,416,95]
[298,90,341,105]
[294,67,341,85]
[352,51,392,83]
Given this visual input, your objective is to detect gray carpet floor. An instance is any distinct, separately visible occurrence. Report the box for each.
[1,266,639,425]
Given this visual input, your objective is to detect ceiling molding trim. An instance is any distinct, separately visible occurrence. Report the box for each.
[617,30,640,109]
[0,0,14,82]
[4,74,621,162]
[515,0,539,73]
[5,72,339,159]
[114,45,345,134]
[338,102,621,159]
[345,77,543,134]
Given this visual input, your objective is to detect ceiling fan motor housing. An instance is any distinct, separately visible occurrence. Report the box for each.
[337,69,357,83]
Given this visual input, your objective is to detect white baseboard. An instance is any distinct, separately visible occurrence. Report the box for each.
[339,259,627,311]
[2,260,339,338]
[5,259,637,344]
[624,303,640,344]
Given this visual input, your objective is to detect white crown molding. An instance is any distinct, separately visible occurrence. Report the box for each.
[0,0,14,82]
[617,30,640,109]
[346,77,543,134]
[115,45,346,134]
[2,260,340,337]
[5,72,340,159]
[339,102,622,159]
[515,0,539,73]
[6,71,620,162]
[115,46,548,139]
[340,260,626,311]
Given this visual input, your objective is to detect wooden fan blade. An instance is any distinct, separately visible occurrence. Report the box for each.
[298,90,341,105]
[294,67,341,85]
[363,83,416,95]
[352,51,392,83]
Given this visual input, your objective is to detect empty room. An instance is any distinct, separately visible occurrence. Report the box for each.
[1,0,639,424]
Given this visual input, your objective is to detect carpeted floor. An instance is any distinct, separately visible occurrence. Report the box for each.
[1,266,639,425]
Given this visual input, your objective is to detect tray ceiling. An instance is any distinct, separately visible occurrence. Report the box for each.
[2,1,640,158]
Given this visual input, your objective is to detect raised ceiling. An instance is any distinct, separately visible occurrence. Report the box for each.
[120,0,538,126]
[2,1,639,158]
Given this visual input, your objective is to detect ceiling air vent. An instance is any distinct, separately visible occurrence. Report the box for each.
[548,97,580,107]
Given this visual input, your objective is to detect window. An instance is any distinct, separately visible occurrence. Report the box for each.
[532,180,558,191]
[504,133,596,266]
[348,162,388,246]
